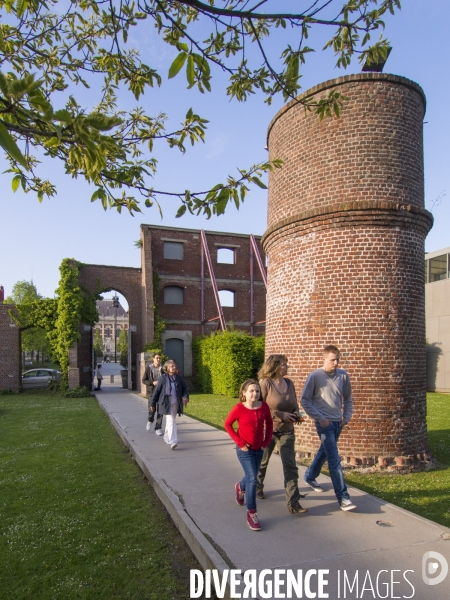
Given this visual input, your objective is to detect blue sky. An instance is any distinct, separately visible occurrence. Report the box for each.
[1,1,449,305]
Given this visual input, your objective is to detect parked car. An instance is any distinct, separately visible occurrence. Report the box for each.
[22,369,61,389]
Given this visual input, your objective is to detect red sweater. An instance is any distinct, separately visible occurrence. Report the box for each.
[224,402,273,450]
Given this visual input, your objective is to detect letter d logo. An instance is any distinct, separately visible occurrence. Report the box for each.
[422,551,448,585]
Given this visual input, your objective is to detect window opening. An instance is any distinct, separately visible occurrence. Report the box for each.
[217,247,235,264]
[218,290,235,307]
[164,241,184,260]
[164,286,184,305]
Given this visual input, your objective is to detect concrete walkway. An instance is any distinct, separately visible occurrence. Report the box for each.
[96,388,450,599]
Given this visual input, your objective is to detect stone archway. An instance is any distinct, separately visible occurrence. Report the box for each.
[69,264,145,390]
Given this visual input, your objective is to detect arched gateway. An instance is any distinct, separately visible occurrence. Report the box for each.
[69,264,146,390]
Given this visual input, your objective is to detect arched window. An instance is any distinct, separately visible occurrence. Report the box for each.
[218,289,235,307]
[164,286,184,305]
[217,247,235,264]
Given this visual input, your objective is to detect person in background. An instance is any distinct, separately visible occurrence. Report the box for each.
[301,345,356,512]
[95,364,103,391]
[142,353,163,433]
[224,379,273,531]
[150,360,189,450]
[256,354,308,515]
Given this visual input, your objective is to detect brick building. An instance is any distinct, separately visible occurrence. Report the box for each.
[147,225,266,377]
[263,73,433,469]
[94,299,129,360]
[0,303,21,393]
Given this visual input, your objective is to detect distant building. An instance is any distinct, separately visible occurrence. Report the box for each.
[425,246,450,392]
[94,299,129,360]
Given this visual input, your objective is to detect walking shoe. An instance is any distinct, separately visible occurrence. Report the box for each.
[256,487,266,500]
[171,443,178,450]
[155,429,163,436]
[146,422,151,431]
[288,501,308,514]
[340,498,357,511]
[304,478,324,492]
[235,483,245,506]
[246,509,261,531]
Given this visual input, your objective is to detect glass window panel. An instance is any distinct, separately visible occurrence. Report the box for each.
[163,241,184,260]
[217,248,235,264]
[218,290,235,307]
[164,286,184,305]
[425,260,428,283]
[429,255,447,282]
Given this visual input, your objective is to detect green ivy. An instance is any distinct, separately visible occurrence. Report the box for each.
[193,331,265,397]
[50,259,99,384]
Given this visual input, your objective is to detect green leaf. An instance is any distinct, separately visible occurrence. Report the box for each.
[186,55,195,87]
[168,52,188,79]
[251,176,267,189]
[53,110,73,124]
[0,121,28,169]
[11,175,21,192]
[84,113,123,131]
[175,204,187,218]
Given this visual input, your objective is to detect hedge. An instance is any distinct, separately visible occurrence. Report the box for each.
[193,331,265,397]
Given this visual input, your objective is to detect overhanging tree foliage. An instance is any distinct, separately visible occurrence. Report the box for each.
[0,0,399,217]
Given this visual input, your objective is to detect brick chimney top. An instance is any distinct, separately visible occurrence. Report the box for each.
[0,285,4,302]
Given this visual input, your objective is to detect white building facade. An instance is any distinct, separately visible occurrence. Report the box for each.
[425,246,450,392]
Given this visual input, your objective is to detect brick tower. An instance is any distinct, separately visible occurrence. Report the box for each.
[262,73,433,468]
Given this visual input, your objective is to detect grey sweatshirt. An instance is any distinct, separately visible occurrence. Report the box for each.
[301,368,353,423]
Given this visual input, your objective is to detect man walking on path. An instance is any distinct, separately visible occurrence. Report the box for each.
[143,353,163,433]
[301,345,356,512]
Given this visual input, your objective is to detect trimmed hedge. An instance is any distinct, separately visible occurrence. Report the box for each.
[193,331,265,397]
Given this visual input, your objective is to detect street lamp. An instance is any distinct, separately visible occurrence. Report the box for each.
[112,295,119,363]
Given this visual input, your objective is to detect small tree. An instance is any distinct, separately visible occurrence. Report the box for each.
[117,329,128,369]
[93,329,104,358]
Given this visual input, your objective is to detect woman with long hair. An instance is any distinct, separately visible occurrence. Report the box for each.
[256,354,308,515]
[150,359,189,450]
[224,379,273,531]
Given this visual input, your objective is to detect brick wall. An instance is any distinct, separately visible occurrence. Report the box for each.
[0,305,21,392]
[263,73,433,468]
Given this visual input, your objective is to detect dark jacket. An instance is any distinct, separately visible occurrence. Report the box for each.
[150,373,189,416]
[142,363,163,396]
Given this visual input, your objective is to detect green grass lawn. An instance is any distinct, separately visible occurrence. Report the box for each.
[0,394,200,600]
[186,392,450,528]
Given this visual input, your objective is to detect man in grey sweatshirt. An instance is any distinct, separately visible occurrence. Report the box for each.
[301,345,356,511]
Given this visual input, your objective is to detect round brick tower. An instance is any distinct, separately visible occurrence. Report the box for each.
[263,73,433,469]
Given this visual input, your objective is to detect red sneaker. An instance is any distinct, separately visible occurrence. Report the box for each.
[247,509,261,531]
[235,482,245,506]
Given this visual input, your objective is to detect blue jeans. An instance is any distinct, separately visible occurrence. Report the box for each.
[236,447,264,511]
[304,421,349,503]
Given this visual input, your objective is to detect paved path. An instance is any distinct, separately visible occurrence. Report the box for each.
[96,388,450,599]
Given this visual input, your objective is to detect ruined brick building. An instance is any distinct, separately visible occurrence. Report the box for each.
[73,225,266,388]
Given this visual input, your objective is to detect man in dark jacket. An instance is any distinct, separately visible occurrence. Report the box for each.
[150,360,189,450]
[142,353,163,433]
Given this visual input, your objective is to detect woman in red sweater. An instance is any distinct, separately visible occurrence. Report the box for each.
[224,379,273,531]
